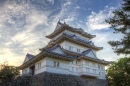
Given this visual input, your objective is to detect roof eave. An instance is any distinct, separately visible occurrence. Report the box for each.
[78,56,111,65]
[46,35,103,51]
[18,50,74,70]
[46,25,95,39]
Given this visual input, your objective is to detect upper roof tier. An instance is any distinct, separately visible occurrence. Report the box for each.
[46,33,103,51]
[46,21,96,39]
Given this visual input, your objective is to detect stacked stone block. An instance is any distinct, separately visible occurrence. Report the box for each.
[1,72,108,86]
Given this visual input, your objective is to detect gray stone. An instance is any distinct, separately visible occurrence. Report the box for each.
[0,72,108,86]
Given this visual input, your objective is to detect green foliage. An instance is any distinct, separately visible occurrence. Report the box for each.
[107,57,130,86]
[0,62,20,84]
[106,0,130,55]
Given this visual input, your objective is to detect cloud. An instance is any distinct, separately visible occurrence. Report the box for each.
[86,7,115,30]
[75,6,80,9]
[47,0,54,5]
[0,0,80,66]
[0,0,122,67]
[64,16,76,23]
[91,31,124,61]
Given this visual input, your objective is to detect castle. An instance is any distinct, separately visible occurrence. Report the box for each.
[18,21,111,80]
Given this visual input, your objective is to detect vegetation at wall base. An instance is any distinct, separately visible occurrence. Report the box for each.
[0,62,20,84]
[107,57,130,86]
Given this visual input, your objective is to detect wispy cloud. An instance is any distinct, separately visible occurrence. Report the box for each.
[0,0,80,66]
[0,0,122,66]
[86,7,115,30]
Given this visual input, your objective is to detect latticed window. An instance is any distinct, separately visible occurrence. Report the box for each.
[86,68,89,72]
[93,69,96,74]
[38,62,41,68]
[69,46,73,51]
[54,61,59,67]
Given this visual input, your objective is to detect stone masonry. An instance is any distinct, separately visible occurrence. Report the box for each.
[1,72,108,86]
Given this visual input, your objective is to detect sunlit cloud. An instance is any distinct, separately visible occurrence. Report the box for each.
[0,0,122,66]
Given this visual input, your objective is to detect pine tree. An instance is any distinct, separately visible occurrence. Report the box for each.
[106,0,130,55]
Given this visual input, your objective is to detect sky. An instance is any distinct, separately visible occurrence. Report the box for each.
[0,0,125,66]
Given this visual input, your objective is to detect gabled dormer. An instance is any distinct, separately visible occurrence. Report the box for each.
[23,53,34,63]
[82,49,97,59]
[45,44,66,55]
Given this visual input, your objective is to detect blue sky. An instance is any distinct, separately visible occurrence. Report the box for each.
[0,0,124,66]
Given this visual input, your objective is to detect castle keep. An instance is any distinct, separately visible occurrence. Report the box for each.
[19,21,111,80]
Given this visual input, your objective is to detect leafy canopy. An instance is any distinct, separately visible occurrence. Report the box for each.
[0,62,20,84]
[106,0,130,55]
[107,57,130,86]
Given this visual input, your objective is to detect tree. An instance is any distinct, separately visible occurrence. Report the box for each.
[107,57,130,86]
[0,62,20,84]
[106,0,130,55]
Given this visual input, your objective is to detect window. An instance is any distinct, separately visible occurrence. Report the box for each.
[86,68,89,72]
[38,62,41,68]
[101,66,104,70]
[99,72,104,76]
[77,49,80,53]
[76,61,78,65]
[86,61,89,65]
[76,68,78,72]
[93,69,96,74]
[54,61,59,67]
[98,65,104,70]
[91,63,96,67]
[71,60,77,65]
[98,65,100,69]
[69,46,73,51]
[24,69,27,74]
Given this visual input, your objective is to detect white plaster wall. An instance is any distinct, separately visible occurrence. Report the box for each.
[35,59,46,75]
[97,64,106,79]
[34,57,71,75]
[51,30,90,41]
[60,41,97,54]
[60,41,88,52]
[77,59,106,79]
[64,30,90,41]
[51,31,64,41]
[45,57,70,74]
[35,67,46,75]
[22,57,106,79]
[69,60,79,75]
[22,67,30,75]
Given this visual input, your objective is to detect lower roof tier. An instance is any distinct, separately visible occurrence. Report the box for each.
[18,45,111,70]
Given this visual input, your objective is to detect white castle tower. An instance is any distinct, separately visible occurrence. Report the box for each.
[19,21,111,80]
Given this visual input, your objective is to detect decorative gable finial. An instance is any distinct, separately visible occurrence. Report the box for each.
[64,20,66,24]
[58,19,60,23]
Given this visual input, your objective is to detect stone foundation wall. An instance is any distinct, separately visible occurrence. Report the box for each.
[0,76,31,86]
[1,72,108,86]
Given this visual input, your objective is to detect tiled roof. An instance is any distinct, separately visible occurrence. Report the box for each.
[44,44,77,59]
[46,21,96,39]
[49,33,94,46]
[44,44,103,61]
[82,49,92,56]
[20,45,110,69]
[55,20,63,31]
[26,53,34,59]
[64,33,94,45]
